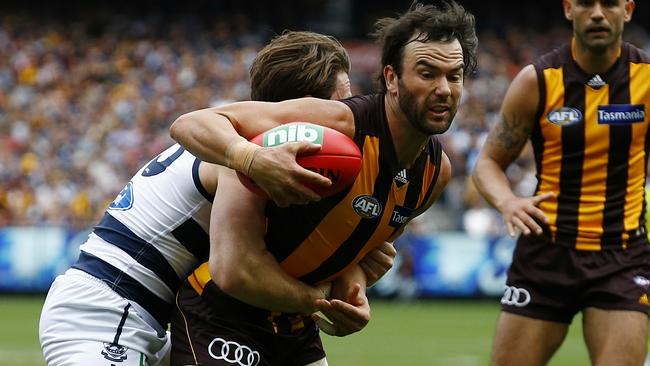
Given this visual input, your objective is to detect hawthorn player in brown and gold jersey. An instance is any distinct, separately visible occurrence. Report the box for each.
[177,107,444,365]
[533,41,650,251]
[169,1,477,364]
[473,1,650,365]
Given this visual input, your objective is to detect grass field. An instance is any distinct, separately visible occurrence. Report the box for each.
[0,295,591,366]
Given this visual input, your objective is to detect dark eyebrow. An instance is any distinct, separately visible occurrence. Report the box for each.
[415,60,437,69]
[415,59,465,73]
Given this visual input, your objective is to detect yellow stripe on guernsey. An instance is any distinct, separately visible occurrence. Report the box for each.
[575,83,610,250]
[280,136,383,279]
[188,262,211,295]
[321,176,410,283]
[625,62,650,237]
[537,67,564,241]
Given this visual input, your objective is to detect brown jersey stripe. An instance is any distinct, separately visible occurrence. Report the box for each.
[626,62,650,236]
[298,135,403,284]
[531,64,548,197]
[415,138,442,210]
[278,136,381,278]
[536,67,564,239]
[554,62,586,247]
[625,60,650,231]
[600,61,632,248]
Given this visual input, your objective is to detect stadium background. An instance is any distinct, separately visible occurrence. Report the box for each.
[0,0,648,365]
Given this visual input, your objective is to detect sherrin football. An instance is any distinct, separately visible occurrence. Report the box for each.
[237,122,362,198]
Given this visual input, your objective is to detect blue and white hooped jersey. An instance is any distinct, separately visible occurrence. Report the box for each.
[72,144,213,328]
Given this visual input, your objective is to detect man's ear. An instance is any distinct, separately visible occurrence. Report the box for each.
[384,65,398,95]
[624,0,635,23]
[563,0,573,21]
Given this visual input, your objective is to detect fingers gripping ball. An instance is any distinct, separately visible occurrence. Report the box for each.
[237,123,362,198]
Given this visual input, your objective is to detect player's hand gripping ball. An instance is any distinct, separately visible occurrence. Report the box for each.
[237,122,362,198]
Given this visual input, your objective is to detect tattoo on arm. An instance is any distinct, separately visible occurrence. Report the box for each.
[486,113,532,162]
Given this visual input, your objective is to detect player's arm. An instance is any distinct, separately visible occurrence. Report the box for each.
[312,241,398,336]
[208,166,328,315]
[358,241,397,287]
[471,65,553,237]
[170,98,355,207]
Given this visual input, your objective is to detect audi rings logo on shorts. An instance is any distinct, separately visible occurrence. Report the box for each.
[501,286,531,307]
[208,337,261,366]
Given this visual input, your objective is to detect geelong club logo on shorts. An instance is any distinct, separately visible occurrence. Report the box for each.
[501,286,531,307]
[101,342,128,362]
[208,337,261,366]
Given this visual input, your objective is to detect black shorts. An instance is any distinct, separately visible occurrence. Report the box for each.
[170,280,325,366]
[502,233,650,323]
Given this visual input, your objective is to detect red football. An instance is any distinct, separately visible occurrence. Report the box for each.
[237,122,362,198]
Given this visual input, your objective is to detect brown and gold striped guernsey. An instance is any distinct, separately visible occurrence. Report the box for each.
[189,94,443,294]
[532,41,650,250]
[267,94,442,284]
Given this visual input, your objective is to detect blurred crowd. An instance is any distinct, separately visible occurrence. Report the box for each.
[1,13,649,234]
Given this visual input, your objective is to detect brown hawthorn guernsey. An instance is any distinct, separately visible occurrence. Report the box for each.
[532,41,650,250]
[190,94,443,294]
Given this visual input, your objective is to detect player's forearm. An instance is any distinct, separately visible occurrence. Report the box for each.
[358,242,396,287]
[170,108,260,173]
[331,265,367,301]
[472,156,516,213]
[210,249,325,315]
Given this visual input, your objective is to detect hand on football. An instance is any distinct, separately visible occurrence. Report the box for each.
[248,142,330,207]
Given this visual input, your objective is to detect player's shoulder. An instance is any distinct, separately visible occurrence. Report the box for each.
[338,94,383,111]
[533,43,571,70]
[507,64,538,96]
[338,94,385,133]
[623,41,650,64]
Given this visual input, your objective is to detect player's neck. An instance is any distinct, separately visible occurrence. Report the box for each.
[571,37,622,75]
[384,95,428,168]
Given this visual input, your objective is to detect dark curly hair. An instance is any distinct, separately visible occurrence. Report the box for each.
[373,0,478,92]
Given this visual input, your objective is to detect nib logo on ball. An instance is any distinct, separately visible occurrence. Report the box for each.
[240,122,362,198]
[263,124,324,147]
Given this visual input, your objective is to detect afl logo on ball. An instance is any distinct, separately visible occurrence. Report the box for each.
[352,195,382,219]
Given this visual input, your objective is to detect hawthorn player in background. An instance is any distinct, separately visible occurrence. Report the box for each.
[473,0,650,365]
[169,1,477,364]
[39,31,395,366]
